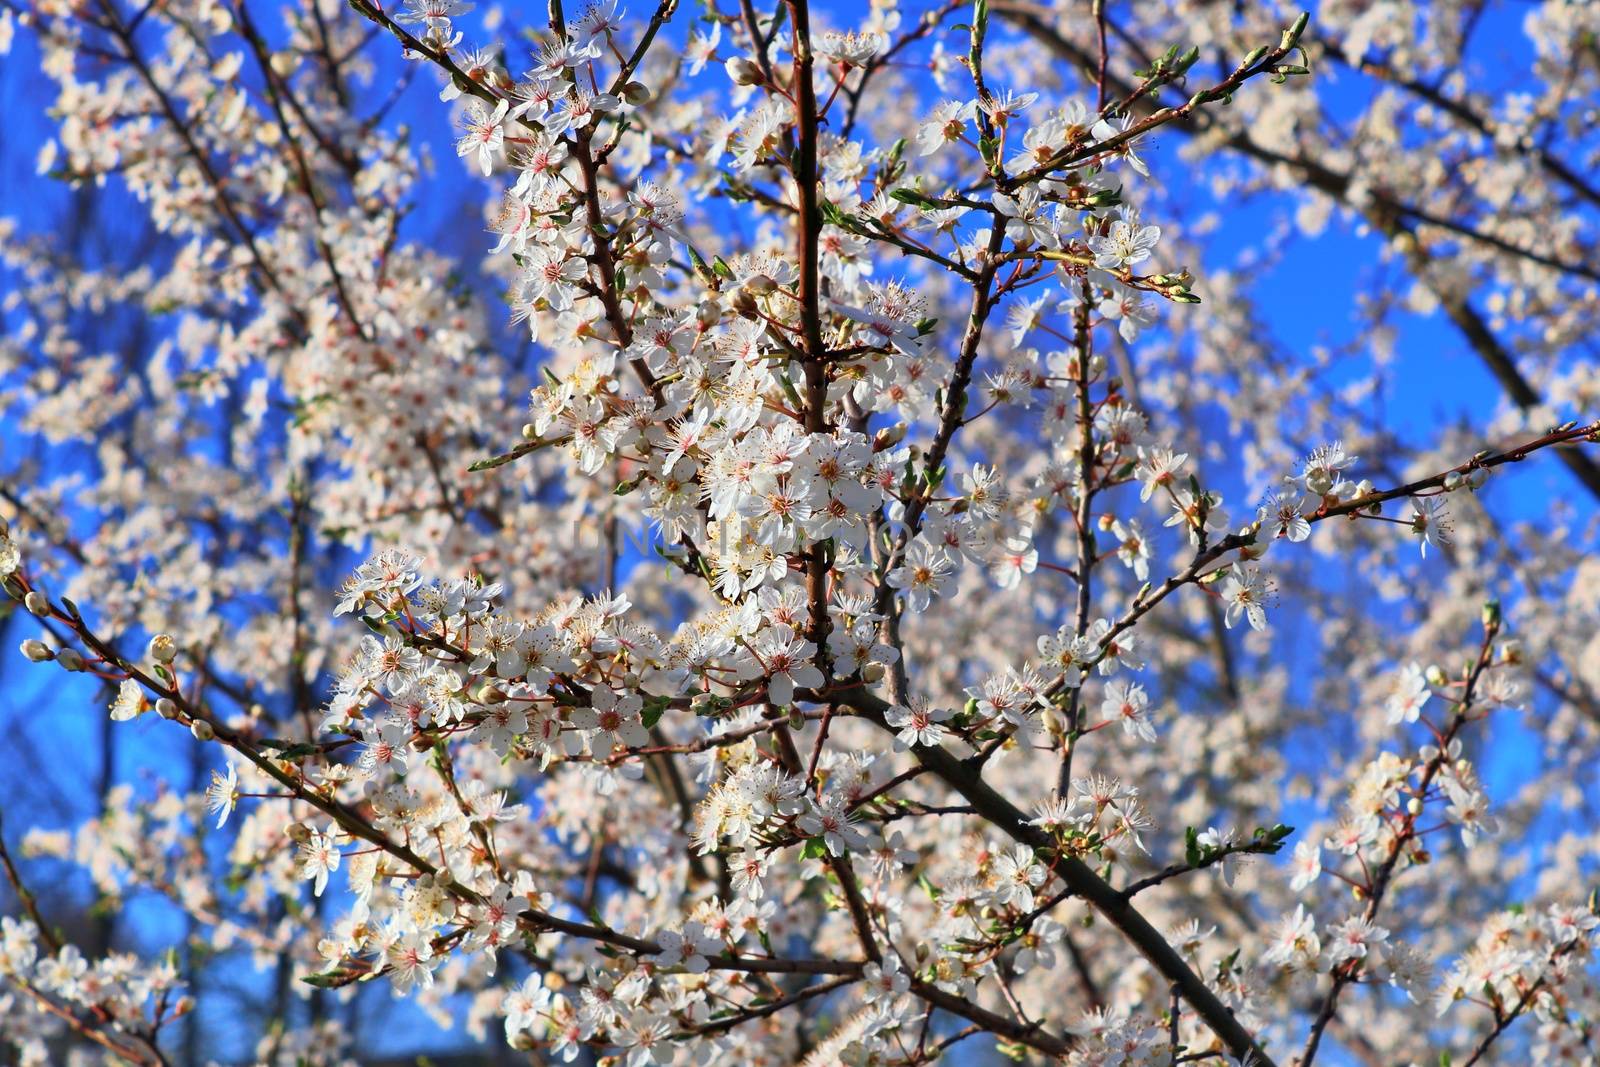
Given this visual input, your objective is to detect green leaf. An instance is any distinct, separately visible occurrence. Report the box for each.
[300,969,349,989]
[889,188,938,209]
[1184,826,1202,867]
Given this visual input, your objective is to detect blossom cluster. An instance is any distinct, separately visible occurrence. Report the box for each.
[2,0,1599,1064]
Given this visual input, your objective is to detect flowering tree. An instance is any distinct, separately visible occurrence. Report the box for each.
[2,0,1600,1063]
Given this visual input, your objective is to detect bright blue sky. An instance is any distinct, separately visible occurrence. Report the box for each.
[1,1,1590,1063]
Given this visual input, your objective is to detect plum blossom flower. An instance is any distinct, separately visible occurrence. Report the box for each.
[1385,663,1431,725]
[915,100,978,156]
[456,98,509,176]
[1089,207,1161,270]
[1288,840,1321,891]
[1409,495,1452,557]
[204,763,240,829]
[1101,679,1156,742]
[885,699,953,750]
[1323,915,1389,970]
[991,844,1048,909]
[1221,565,1272,631]
[298,825,342,897]
[887,540,957,612]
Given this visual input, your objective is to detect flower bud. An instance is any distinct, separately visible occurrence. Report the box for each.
[476,684,507,704]
[149,633,178,664]
[1442,470,1463,492]
[156,697,180,720]
[190,719,215,742]
[1424,664,1447,687]
[23,591,48,616]
[725,57,764,85]
[1406,797,1422,815]
[1497,639,1523,666]
[57,647,86,672]
[872,423,907,452]
[286,822,314,844]
[621,81,651,105]
[20,639,53,662]
[1466,466,1489,490]
[862,661,886,683]
[744,273,778,296]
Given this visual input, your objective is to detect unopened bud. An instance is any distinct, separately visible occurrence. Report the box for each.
[621,81,651,105]
[149,633,178,664]
[872,423,907,452]
[1424,664,1447,687]
[57,648,86,672]
[190,719,215,742]
[862,661,886,683]
[23,591,48,616]
[1497,639,1523,666]
[286,822,314,844]
[20,639,53,662]
[744,273,778,296]
[522,423,538,440]
[1480,598,1501,633]
[1239,536,1270,562]
[1442,470,1463,492]
[476,684,507,705]
[725,56,764,86]
[1466,466,1489,490]
[1406,797,1422,815]
[156,697,180,720]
